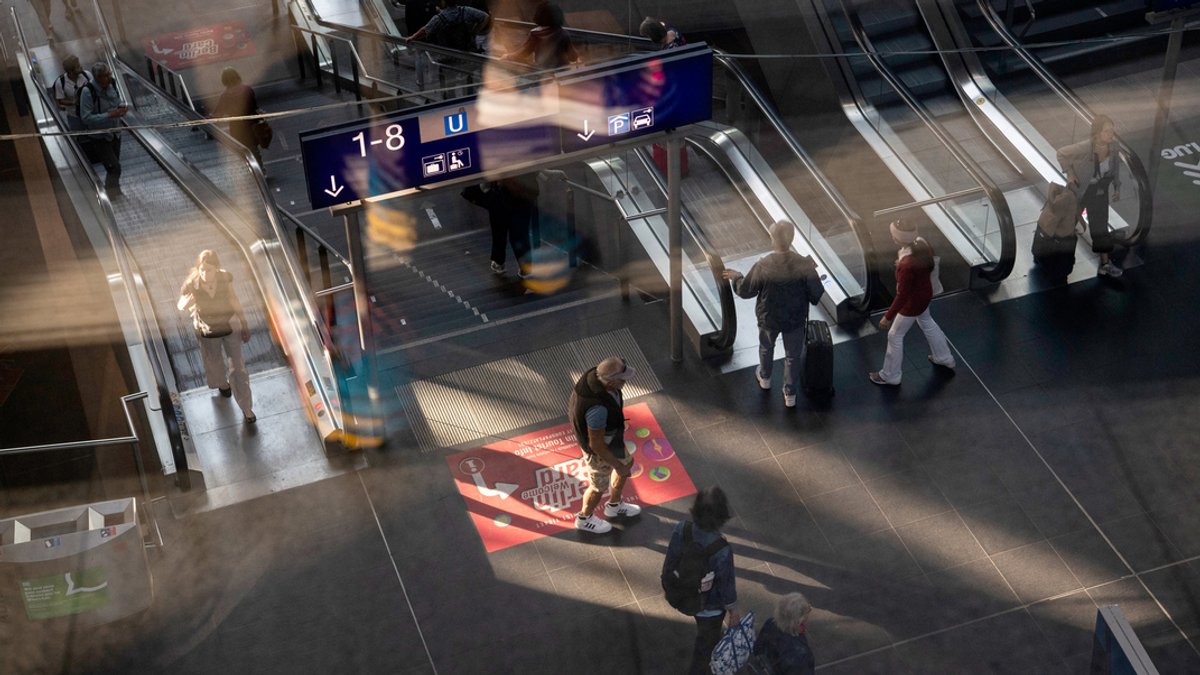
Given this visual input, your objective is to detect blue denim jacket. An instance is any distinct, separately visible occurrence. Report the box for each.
[663,520,737,615]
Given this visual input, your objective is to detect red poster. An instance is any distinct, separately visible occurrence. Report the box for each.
[445,402,696,553]
[142,22,256,70]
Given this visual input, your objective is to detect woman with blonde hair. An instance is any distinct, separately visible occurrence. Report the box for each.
[751,592,815,673]
[177,250,256,423]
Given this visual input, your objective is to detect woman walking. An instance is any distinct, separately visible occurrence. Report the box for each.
[212,67,262,168]
[178,250,256,423]
[869,220,955,386]
[1057,114,1123,278]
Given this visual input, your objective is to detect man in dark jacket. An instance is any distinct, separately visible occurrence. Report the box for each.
[722,220,824,408]
[567,357,642,534]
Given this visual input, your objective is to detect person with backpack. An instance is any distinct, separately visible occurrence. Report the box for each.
[53,55,91,118]
[211,67,262,168]
[868,219,955,386]
[568,357,642,534]
[78,61,128,195]
[750,593,815,675]
[639,16,686,50]
[722,220,824,408]
[405,0,490,53]
[662,486,739,675]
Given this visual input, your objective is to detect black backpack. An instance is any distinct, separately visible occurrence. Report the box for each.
[74,80,101,121]
[435,7,479,52]
[662,522,728,615]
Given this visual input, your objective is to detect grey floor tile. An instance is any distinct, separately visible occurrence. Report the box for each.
[864,468,953,528]
[892,609,1065,674]
[895,510,988,575]
[1086,578,1178,641]
[832,529,925,582]
[736,501,833,564]
[1140,563,1200,639]
[1010,480,1094,539]
[959,497,1047,555]
[1149,507,1200,560]
[774,442,859,500]
[922,449,1012,510]
[546,553,637,610]
[805,483,892,545]
[1048,528,1130,588]
[830,423,922,481]
[686,416,773,465]
[991,541,1083,605]
[1026,590,1100,662]
[714,455,803,518]
[1099,511,1183,573]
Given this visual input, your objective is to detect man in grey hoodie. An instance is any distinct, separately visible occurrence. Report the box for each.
[723,220,824,407]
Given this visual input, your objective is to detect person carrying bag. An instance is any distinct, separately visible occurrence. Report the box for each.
[1032,182,1079,281]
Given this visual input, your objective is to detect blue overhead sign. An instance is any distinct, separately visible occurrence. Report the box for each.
[299,45,713,210]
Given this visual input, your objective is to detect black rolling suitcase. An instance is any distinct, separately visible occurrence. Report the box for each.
[802,319,834,398]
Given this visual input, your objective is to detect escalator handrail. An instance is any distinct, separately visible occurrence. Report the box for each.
[89,6,346,434]
[973,0,1152,247]
[626,147,737,352]
[10,8,190,479]
[711,48,875,316]
[841,2,1015,282]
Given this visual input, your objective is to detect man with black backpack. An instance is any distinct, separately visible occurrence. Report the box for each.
[662,486,740,674]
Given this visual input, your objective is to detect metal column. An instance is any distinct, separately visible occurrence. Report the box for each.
[343,209,383,445]
[667,136,683,363]
[1148,16,1185,189]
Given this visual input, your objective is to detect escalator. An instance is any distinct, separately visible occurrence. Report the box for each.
[13,10,353,493]
[943,0,1152,247]
[805,0,1018,289]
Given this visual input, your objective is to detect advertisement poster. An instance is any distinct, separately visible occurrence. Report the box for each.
[20,567,110,620]
[445,402,696,553]
[142,21,256,70]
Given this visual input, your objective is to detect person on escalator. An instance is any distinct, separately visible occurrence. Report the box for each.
[212,67,263,169]
[869,220,955,387]
[78,62,127,196]
[722,220,824,408]
[639,16,686,50]
[178,250,257,424]
[461,178,532,278]
[1057,114,1123,278]
[504,3,579,70]
[406,0,491,53]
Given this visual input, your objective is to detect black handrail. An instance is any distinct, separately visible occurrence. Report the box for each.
[973,0,1152,247]
[841,1,1016,282]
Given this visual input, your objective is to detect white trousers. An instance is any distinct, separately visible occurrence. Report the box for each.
[878,309,955,384]
[199,333,253,416]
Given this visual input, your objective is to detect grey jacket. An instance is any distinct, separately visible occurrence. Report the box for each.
[80,81,123,140]
[1056,138,1121,203]
[731,250,824,332]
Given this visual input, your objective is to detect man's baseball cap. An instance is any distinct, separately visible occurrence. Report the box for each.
[597,357,636,382]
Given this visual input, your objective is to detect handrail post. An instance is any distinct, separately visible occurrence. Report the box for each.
[295,28,307,82]
[667,135,683,363]
[351,52,361,101]
[295,225,310,285]
[566,185,577,268]
[312,34,323,88]
[331,42,342,94]
[319,246,335,327]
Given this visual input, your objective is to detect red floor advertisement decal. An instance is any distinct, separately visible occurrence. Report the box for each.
[142,22,256,70]
[445,402,696,553]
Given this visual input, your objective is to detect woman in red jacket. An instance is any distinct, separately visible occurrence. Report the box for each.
[869,220,955,386]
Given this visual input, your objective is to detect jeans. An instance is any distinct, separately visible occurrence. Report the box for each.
[199,333,254,416]
[92,135,122,189]
[759,326,804,395]
[689,612,726,675]
[878,309,954,384]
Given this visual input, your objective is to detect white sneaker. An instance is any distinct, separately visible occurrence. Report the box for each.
[490,261,505,275]
[756,367,771,390]
[603,501,642,518]
[1098,262,1123,278]
[575,514,612,533]
[784,392,797,408]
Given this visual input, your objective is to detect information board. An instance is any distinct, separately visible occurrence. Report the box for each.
[299,45,713,210]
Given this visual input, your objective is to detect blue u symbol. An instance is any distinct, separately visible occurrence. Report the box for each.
[445,112,467,135]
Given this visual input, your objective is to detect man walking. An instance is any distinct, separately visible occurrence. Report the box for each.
[568,357,642,534]
[722,220,824,407]
[79,62,128,196]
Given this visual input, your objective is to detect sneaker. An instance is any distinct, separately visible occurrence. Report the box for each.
[244,413,257,424]
[755,367,771,390]
[218,386,232,398]
[868,371,897,386]
[575,514,612,533]
[783,392,797,408]
[1098,262,1123,278]
[517,266,533,279]
[490,261,505,275]
[604,501,642,518]
[927,355,956,370]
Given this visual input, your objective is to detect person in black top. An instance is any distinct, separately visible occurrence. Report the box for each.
[722,220,824,408]
[212,68,262,167]
[753,592,816,674]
